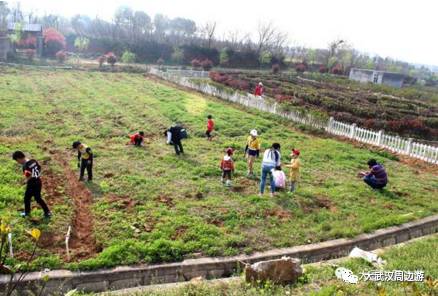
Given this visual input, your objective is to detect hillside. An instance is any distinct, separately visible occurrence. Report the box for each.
[0,67,436,271]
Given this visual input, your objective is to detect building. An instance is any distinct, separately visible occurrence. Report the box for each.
[349,68,408,88]
[7,23,44,57]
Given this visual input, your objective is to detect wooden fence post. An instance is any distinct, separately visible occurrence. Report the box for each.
[405,138,413,155]
[328,117,334,132]
[349,123,357,139]
[377,130,384,146]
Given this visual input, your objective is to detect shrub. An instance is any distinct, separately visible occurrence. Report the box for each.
[43,28,66,57]
[106,52,117,66]
[272,64,281,74]
[201,59,213,71]
[121,50,136,63]
[97,55,106,67]
[157,58,164,65]
[74,36,90,52]
[331,64,344,75]
[295,63,307,73]
[191,58,202,69]
[16,36,36,49]
[24,49,36,61]
[55,50,66,64]
[319,65,328,73]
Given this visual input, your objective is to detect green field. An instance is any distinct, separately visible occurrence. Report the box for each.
[0,67,437,271]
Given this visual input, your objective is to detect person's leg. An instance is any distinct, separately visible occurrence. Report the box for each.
[179,142,184,154]
[79,159,87,181]
[87,159,93,181]
[134,138,142,146]
[363,175,378,189]
[23,186,32,216]
[269,168,276,194]
[290,181,296,192]
[33,181,50,216]
[173,142,180,155]
[248,155,255,175]
[221,171,225,183]
[260,166,268,194]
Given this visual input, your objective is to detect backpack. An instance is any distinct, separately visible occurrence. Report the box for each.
[180,128,188,139]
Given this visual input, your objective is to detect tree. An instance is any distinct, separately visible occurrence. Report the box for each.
[121,50,136,63]
[133,11,152,39]
[201,21,217,48]
[106,52,117,66]
[0,1,9,33]
[71,14,92,36]
[219,48,230,66]
[43,28,66,57]
[171,47,184,64]
[74,36,90,52]
[153,14,169,41]
[259,50,272,65]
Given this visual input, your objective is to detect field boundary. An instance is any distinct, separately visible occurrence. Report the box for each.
[1,214,437,295]
[149,68,438,164]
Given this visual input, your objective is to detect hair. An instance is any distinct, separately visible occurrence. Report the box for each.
[367,159,378,167]
[72,141,81,149]
[12,151,26,160]
[272,143,281,150]
[207,115,213,119]
[139,131,144,136]
[275,166,282,171]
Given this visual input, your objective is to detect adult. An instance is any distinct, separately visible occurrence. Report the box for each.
[72,141,93,182]
[254,82,264,97]
[359,159,388,189]
[167,124,185,155]
[129,131,145,146]
[260,143,281,197]
[12,151,51,218]
[245,129,261,177]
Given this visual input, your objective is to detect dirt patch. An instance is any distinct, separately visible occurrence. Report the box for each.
[172,225,188,240]
[155,195,175,208]
[106,194,138,211]
[301,196,336,214]
[264,208,292,221]
[207,218,225,227]
[103,172,114,178]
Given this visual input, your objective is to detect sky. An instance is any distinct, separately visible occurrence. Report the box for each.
[10,0,438,66]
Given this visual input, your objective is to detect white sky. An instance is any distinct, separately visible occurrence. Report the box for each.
[11,0,438,66]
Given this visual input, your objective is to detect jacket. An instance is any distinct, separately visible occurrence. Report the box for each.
[220,155,234,171]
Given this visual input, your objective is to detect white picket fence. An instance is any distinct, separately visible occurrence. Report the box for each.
[150,68,438,164]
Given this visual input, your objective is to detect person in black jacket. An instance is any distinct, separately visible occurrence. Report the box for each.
[12,151,51,218]
[166,124,185,155]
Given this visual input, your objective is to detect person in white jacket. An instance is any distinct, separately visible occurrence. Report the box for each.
[260,143,281,197]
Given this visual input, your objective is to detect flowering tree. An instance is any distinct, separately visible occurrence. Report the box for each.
[97,55,106,67]
[56,50,67,64]
[43,28,66,57]
[106,52,117,66]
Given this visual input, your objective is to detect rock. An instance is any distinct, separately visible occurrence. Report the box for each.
[245,257,303,285]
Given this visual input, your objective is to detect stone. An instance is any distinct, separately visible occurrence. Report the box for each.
[245,257,303,285]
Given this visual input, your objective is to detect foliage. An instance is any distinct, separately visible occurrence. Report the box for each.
[200,59,213,71]
[24,49,36,61]
[15,36,36,49]
[106,52,117,66]
[74,36,90,52]
[97,55,106,67]
[259,50,272,65]
[121,50,136,63]
[55,50,67,64]
[219,48,230,66]
[271,63,280,74]
[191,58,202,69]
[171,47,184,64]
[43,28,66,57]
[295,63,307,73]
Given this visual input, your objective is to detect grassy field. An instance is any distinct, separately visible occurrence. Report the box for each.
[103,234,438,296]
[0,67,437,271]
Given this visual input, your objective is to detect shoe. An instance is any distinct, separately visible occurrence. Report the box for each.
[44,212,52,219]
[20,212,29,218]
[79,177,85,182]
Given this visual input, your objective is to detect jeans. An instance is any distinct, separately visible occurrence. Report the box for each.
[80,158,93,181]
[290,181,296,192]
[24,180,50,215]
[364,175,386,189]
[173,141,184,155]
[260,164,276,194]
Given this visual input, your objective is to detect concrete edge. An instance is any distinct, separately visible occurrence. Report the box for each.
[0,214,437,295]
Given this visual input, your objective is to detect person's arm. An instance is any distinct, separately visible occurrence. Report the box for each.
[86,147,93,162]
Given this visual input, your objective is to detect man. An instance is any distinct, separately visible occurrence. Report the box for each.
[129,131,145,146]
[254,82,264,97]
[245,129,261,177]
[167,124,185,155]
[72,141,93,181]
[358,159,388,189]
[12,151,51,218]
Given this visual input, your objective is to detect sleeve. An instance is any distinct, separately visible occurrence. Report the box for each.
[220,160,224,170]
[291,160,300,169]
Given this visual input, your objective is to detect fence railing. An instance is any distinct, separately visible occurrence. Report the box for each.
[150,68,438,164]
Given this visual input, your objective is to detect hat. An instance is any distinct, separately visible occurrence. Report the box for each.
[291,149,300,156]
[250,129,258,137]
[226,147,234,155]
[258,82,263,86]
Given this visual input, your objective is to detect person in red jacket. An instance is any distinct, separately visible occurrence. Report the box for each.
[128,131,145,146]
[206,115,215,141]
[220,148,235,186]
[254,82,264,97]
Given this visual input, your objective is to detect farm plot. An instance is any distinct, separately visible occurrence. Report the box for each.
[0,67,437,271]
[209,71,438,140]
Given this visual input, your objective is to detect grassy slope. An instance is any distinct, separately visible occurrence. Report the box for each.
[129,235,438,296]
[0,68,437,270]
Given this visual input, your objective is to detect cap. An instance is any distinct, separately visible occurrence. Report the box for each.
[226,147,234,155]
[291,149,300,156]
[250,129,258,137]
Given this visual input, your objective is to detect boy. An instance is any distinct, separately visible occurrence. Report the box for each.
[206,115,215,141]
[254,82,264,97]
[358,159,388,189]
[12,151,51,218]
[245,129,261,177]
[167,124,185,155]
[220,148,235,186]
[285,149,301,192]
[72,141,93,181]
[128,131,145,146]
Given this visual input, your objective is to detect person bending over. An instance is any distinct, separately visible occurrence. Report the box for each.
[72,141,93,182]
[358,159,388,190]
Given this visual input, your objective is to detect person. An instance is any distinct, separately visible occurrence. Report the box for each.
[72,141,93,182]
[358,159,388,189]
[254,82,264,97]
[245,129,261,177]
[220,148,235,187]
[260,143,281,197]
[128,131,145,146]
[12,151,51,218]
[167,124,185,155]
[206,115,215,141]
[271,166,286,191]
[285,149,301,192]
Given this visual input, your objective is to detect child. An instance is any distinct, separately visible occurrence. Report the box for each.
[220,148,235,187]
[245,129,261,177]
[72,141,93,181]
[271,166,286,191]
[128,131,145,146]
[206,115,215,141]
[285,149,301,192]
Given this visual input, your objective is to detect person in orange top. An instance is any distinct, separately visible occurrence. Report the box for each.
[206,115,215,141]
[220,148,235,186]
[128,131,145,146]
[254,82,264,96]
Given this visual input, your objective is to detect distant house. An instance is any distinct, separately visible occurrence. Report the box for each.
[7,23,44,57]
[349,68,409,88]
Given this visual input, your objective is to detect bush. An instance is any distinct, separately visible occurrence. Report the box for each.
[106,52,117,66]
[55,50,66,64]
[121,50,136,64]
[331,64,344,75]
[201,59,213,71]
[295,63,307,73]
[319,65,328,73]
[43,28,66,57]
[191,58,202,69]
[24,49,36,61]
[272,64,280,74]
[157,58,164,65]
[16,36,36,49]
[97,55,106,67]
[74,36,90,52]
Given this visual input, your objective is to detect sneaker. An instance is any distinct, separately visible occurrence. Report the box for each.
[79,177,85,182]
[20,212,29,218]
[44,212,52,219]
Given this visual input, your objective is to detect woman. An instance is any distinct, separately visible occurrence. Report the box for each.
[260,143,281,197]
